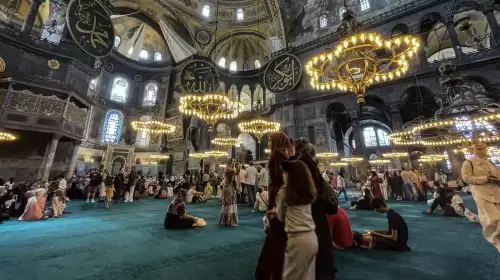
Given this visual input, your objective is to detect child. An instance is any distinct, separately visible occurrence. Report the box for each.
[106,184,115,209]
[275,160,318,280]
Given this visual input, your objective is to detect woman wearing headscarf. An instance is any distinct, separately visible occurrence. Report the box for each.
[19,188,47,221]
[255,132,294,280]
[294,138,336,280]
[219,157,238,226]
[461,142,500,253]
[164,189,206,229]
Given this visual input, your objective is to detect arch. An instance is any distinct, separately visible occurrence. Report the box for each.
[230,61,237,71]
[254,60,261,69]
[319,15,328,28]
[240,85,252,112]
[143,81,159,106]
[88,76,100,96]
[154,52,162,61]
[236,8,244,21]
[265,89,275,107]
[202,4,210,17]
[229,84,238,101]
[101,110,124,144]
[254,84,264,104]
[343,119,392,153]
[110,75,129,103]
[219,81,226,92]
[114,36,121,48]
[139,49,149,60]
[219,57,226,67]
[237,133,256,160]
[136,115,152,147]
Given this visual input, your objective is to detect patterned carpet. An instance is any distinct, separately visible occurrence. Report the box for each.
[0,195,498,280]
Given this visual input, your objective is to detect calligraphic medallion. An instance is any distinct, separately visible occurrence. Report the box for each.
[180,60,215,93]
[66,0,114,58]
[264,54,302,94]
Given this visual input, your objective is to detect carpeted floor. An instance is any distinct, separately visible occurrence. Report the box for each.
[0,195,498,280]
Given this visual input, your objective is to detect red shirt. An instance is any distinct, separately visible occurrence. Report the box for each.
[331,176,337,189]
[327,208,353,248]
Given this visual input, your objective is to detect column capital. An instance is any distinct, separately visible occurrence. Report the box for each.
[52,133,62,140]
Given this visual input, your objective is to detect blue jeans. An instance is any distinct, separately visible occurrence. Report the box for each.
[246,184,256,206]
[403,183,413,200]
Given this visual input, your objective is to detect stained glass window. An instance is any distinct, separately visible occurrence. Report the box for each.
[237,8,244,21]
[110,76,129,103]
[320,16,328,28]
[360,0,370,11]
[230,61,237,71]
[143,82,158,106]
[101,111,123,144]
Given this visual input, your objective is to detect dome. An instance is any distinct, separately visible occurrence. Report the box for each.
[211,33,271,71]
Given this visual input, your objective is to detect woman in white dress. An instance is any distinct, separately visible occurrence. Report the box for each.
[99,172,107,201]
[461,142,500,253]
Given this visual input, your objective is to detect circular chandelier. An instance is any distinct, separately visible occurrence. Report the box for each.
[316,152,339,159]
[238,117,280,143]
[204,150,228,158]
[150,155,170,159]
[382,152,408,158]
[330,162,349,167]
[388,113,500,146]
[131,102,176,135]
[211,137,241,148]
[304,8,420,104]
[189,153,206,159]
[341,156,364,163]
[179,93,242,130]
[369,159,391,164]
[0,131,16,141]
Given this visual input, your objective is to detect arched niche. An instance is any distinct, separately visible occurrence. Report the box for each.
[240,85,252,112]
[237,133,256,160]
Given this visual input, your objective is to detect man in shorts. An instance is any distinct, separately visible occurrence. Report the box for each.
[87,168,101,203]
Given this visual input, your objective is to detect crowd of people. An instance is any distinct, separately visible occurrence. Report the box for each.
[0,131,499,279]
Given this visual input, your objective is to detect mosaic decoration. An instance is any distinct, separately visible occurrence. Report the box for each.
[101,110,123,144]
[166,114,184,140]
[195,30,211,45]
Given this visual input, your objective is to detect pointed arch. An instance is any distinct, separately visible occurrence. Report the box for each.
[143,81,159,106]
[101,110,124,144]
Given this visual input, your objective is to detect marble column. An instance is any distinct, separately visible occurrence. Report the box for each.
[21,0,44,37]
[41,134,61,182]
[66,141,81,180]
[36,142,51,180]
[447,20,464,59]
[483,7,500,46]
[250,86,255,112]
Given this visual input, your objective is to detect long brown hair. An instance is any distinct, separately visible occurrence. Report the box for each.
[282,160,317,206]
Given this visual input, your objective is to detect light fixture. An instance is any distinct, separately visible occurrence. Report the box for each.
[340,156,364,163]
[304,6,420,104]
[369,159,391,164]
[330,162,348,167]
[189,153,206,159]
[0,131,16,141]
[264,148,270,154]
[238,117,280,143]
[382,152,408,158]
[132,101,176,135]
[316,152,339,159]
[204,150,228,158]
[150,155,170,159]
[211,137,241,148]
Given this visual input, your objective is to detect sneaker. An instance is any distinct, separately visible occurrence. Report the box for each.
[86,199,90,203]
[91,199,95,203]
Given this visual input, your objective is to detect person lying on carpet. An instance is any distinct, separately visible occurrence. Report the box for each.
[349,189,374,210]
[187,184,206,204]
[424,188,478,222]
[328,208,353,249]
[361,198,410,251]
[164,189,206,229]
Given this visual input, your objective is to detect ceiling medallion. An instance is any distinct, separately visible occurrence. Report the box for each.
[196,30,211,45]
[304,7,420,104]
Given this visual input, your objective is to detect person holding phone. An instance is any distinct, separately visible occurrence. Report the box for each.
[461,142,500,253]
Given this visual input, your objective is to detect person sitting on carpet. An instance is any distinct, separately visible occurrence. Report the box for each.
[187,184,206,203]
[254,186,269,212]
[19,188,49,221]
[52,189,66,217]
[349,189,374,210]
[164,189,206,229]
[362,198,410,251]
[328,208,353,249]
[424,187,478,222]
[204,182,214,200]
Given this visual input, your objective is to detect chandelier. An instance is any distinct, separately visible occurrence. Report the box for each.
[179,93,242,131]
[189,153,206,159]
[0,131,16,141]
[238,117,280,143]
[316,152,339,159]
[189,151,228,159]
[382,152,408,158]
[211,137,241,148]
[150,155,170,159]
[330,162,348,167]
[304,6,420,104]
[369,159,391,164]
[341,156,364,163]
[132,102,176,135]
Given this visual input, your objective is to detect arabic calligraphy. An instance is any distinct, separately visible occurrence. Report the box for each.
[181,61,215,93]
[264,54,302,94]
[66,0,114,58]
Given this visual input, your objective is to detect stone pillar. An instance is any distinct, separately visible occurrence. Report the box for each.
[66,141,81,180]
[389,105,403,131]
[447,19,464,59]
[250,86,255,112]
[21,0,44,38]
[36,141,51,180]
[482,5,500,46]
[41,134,61,182]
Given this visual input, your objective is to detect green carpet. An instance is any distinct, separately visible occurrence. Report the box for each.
[0,196,498,280]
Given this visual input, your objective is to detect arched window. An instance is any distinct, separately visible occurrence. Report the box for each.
[136,116,151,147]
[143,82,158,106]
[202,5,210,18]
[219,57,226,67]
[360,0,370,11]
[254,60,261,69]
[339,7,346,17]
[377,129,390,146]
[319,15,328,28]
[127,47,134,56]
[89,77,99,92]
[154,52,162,61]
[114,36,121,48]
[230,61,237,71]
[110,76,129,103]
[139,50,149,60]
[363,127,378,147]
[237,8,244,21]
[101,110,123,144]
